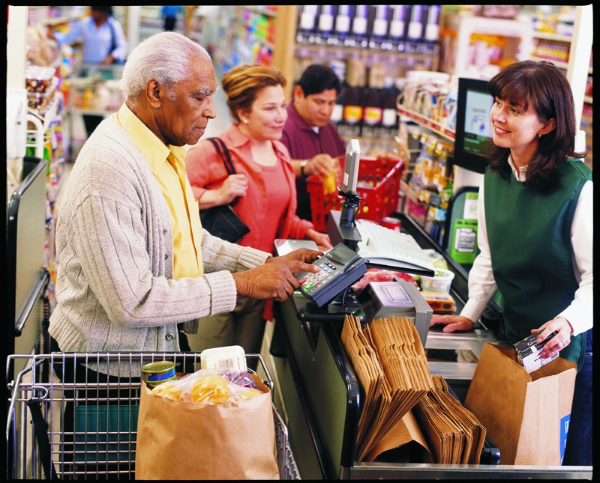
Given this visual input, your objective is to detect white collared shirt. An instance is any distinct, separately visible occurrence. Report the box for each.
[460,157,593,336]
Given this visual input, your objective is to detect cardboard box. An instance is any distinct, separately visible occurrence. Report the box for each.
[464,343,576,465]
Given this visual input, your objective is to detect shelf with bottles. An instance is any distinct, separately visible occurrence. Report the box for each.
[294,6,441,84]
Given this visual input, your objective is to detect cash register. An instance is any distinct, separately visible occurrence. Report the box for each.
[290,138,435,347]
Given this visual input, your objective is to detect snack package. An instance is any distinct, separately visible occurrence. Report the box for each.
[514,330,559,374]
[151,368,263,404]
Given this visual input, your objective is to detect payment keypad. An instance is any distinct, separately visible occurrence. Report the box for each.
[298,260,340,294]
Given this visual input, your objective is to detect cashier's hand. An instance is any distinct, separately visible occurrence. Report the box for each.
[430,314,474,333]
[233,249,322,301]
[533,317,574,359]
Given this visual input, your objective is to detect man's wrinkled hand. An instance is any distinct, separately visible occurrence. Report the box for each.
[233,254,320,301]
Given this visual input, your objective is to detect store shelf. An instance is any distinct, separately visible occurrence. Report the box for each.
[212,6,279,73]
[246,6,277,18]
[397,106,455,142]
[532,31,572,42]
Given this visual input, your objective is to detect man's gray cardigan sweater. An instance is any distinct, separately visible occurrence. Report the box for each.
[49,115,269,373]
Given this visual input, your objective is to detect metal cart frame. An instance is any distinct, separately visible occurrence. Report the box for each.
[5,352,300,480]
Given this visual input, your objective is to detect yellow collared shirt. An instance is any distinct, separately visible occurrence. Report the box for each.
[116,104,204,278]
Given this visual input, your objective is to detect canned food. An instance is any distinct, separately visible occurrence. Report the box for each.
[141,361,176,388]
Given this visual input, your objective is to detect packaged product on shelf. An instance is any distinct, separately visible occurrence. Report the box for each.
[25,65,57,94]
[345,56,366,87]
[27,76,59,113]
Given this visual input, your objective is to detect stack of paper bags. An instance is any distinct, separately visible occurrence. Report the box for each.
[413,374,487,464]
[342,314,487,464]
[341,314,434,461]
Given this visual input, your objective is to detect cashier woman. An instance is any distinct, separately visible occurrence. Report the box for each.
[430,60,592,466]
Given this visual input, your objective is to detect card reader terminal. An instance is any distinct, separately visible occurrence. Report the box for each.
[358,279,433,347]
[296,243,367,307]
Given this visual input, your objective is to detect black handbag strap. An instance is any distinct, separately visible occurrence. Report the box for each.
[208,137,236,175]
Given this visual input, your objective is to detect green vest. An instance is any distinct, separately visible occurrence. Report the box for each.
[484,160,591,369]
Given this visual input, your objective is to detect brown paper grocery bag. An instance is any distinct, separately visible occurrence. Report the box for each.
[464,343,576,466]
[362,409,433,463]
[135,378,279,480]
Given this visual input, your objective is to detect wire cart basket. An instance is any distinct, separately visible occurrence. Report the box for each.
[5,352,300,480]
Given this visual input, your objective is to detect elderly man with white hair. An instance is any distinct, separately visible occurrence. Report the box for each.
[49,32,321,369]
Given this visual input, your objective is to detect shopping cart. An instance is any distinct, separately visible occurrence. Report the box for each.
[5,352,300,480]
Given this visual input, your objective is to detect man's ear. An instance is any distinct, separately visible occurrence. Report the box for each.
[145,79,162,108]
[293,84,305,101]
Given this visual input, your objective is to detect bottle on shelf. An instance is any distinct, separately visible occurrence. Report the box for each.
[347,5,369,49]
[406,5,425,53]
[368,5,390,51]
[332,87,347,136]
[341,85,364,138]
[328,5,351,47]
[389,5,409,53]
[315,5,334,45]
[296,5,318,45]
[420,5,441,55]
[379,77,401,140]
[361,86,384,139]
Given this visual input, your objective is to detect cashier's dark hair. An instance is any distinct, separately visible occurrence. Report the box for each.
[297,64,342,96]
[486,60,586,192]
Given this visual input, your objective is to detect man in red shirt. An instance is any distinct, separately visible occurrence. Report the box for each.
[281,64,346,222]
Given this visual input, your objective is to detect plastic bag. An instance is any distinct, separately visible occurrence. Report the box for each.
[151,368,263,404]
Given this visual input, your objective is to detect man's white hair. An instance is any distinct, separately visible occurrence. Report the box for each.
[120,31,211,103]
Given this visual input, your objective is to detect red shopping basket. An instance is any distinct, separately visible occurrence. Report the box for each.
[307,155,405,232]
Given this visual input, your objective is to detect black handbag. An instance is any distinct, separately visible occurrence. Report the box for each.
[199,138,250,243]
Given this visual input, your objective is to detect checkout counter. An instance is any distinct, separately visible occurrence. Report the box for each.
[272,212,592,479]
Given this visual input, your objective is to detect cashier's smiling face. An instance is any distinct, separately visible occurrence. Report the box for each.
[156,55,218,147]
